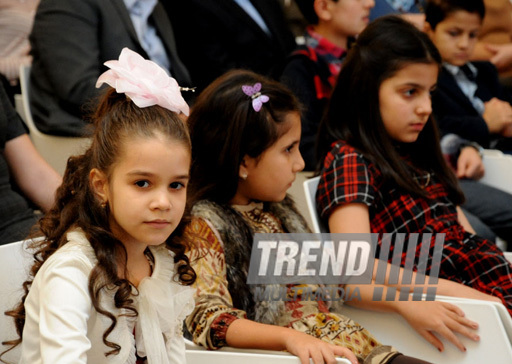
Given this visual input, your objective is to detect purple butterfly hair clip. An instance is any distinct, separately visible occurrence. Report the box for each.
[242,82,269,112]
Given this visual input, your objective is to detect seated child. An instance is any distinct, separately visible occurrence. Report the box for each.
[281,0,374,170]
[426,0,512,151]
[426,0,512,246]
[181,68,491,364]
[1,48,196,364]
[315,15,512,315]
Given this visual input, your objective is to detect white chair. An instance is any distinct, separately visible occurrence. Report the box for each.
[480,149,512,195]
[14,65,91,175]
[288,171,315,230]
[0,239,35,363]
[303,176,327,233]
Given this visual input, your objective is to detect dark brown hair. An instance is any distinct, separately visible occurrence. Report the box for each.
[316,15,464,204]
[1,89,196,361]
[187,69,301,205]
[425,0,485,30]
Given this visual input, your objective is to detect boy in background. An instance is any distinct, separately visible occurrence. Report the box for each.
[426,0,512,150]
[280,0,374,170]
[425,0,512,248]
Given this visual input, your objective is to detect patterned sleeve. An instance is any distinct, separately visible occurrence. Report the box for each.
[183,218,247,349]
[316,143,379,220]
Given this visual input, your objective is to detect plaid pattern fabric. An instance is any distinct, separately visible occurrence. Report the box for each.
[304,26,345,81]
[317,141,512,313]
[291,27,346,100]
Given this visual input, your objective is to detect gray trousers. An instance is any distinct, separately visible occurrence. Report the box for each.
[460,179,512,248]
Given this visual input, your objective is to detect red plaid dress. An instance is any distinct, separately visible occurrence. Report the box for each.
[317,141,512,314]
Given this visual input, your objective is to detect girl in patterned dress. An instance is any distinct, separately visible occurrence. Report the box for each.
[180,68,488,364]
[316,15,512,320]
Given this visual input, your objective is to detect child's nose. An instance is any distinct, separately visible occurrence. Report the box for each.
[457,35,470,49]
[294,151,305,173]
[151,190,172,210]
[417,95,432,115]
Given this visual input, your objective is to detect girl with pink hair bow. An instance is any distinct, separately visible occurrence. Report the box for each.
[2,48,195,364]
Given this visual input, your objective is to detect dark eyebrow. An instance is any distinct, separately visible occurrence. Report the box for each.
[127,171,154,177]
[174,175,190,181]
[127,171,190,180]
[403,82,422,88]
[402,82,437,91]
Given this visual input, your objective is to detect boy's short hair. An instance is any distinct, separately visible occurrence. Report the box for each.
[295,0,339,25]
[295,0,318,24]
[425,0,485,29]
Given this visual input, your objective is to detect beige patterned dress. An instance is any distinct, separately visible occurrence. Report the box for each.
[184,202,398,364]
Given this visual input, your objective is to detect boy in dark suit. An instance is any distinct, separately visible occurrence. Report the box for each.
[425,0,512,150]
[425,0,512,248]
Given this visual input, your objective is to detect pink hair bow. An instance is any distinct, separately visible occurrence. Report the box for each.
[96,48,190,116]
[242,83,269,112]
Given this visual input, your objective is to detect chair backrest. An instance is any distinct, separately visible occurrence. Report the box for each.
[303,176,328,233]
[0,240,36,363]
[480,149,512,195]
[15,65,91,175]
[287,171,315,229]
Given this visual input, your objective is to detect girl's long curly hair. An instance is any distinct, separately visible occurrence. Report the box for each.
[1,88,196,362]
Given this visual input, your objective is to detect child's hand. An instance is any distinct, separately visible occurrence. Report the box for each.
[456,146,485,180]
[396,301,479,353]
[283,330,358,364]
[485,43,512,72]
[483,98,512,134]
[502,123,512,137]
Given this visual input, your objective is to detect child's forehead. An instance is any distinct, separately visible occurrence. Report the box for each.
[112,135,191,174]
[117,132,190,159]
[442,9,483,27]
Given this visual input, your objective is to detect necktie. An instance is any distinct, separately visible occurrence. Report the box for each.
[460,64,476,82]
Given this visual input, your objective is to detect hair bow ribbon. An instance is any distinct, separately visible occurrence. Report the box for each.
[96,48,190,115]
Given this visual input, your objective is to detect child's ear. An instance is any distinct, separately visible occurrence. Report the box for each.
[314,0,332,22]
[239,157,250,180]
[89,168,109,205]
[423,22,433,36]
